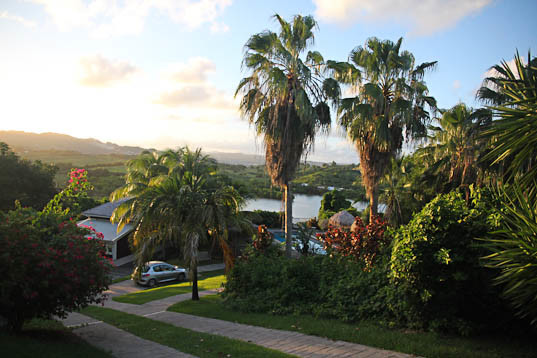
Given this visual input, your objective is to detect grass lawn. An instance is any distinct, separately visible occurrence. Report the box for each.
[81,306,295,358]
[168,295,537,358]
[0,319,113,358]
[113,269,226,304]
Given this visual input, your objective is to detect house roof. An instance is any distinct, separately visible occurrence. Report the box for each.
[78,218,134,242]
[81,198,130,219]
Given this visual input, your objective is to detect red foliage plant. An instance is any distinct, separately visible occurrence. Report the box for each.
[317,215,389,269]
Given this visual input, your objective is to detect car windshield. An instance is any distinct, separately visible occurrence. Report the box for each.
[142,265,150,273]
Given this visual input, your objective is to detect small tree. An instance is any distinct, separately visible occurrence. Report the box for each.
[0,207,112,332]
[0,142,57,211]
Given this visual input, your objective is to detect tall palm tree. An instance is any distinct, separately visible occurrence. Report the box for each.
[418,104,491,194]
[477,51,537,186]
[111,148,245,300]
[235,14,334,256]
[328,37,437,222]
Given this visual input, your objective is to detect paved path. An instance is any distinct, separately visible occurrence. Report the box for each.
[65,262,418,358]
[67,312,195,358]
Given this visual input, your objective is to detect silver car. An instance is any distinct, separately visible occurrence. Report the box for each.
[132,261,187,287]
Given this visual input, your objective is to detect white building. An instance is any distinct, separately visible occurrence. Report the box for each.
[78,199,135,266]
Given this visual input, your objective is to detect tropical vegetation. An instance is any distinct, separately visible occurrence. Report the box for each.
[0,142,57,211]
[0,205,112,332]
[328,37,437,221]
[110,147,247,300]
[235,14,335,256]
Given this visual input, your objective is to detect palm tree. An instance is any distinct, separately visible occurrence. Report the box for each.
[111,148,245,300]
[418,104,491,194]
[328,37,437,222]
[235,14,334,256]
[477,51,537,186]
[379,158,406,226]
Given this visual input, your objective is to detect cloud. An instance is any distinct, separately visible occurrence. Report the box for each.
[165,57,216,83]
[452,80,461,90]
[0,10,37,28]
[155,57,236,111]
[29,0,232,37]
[155,85,235,110]
[155,85,211,106]
[313,0,492,36]
[78,55,138,87]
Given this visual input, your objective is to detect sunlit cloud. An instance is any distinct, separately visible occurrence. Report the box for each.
[78,55,138,87]
[164,57,216,84]
[30,0,232,38]
[313,0,492,36]
[0,10,37,28]
[154,57,237,112]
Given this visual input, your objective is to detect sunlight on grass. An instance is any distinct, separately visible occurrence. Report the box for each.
[113,269,226,304]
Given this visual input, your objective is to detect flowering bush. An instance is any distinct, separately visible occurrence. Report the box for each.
[43,168,95,217]
[317,215,389,269]
[0,207,112,332]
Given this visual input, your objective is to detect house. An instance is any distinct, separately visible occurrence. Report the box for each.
[77,198,135,266]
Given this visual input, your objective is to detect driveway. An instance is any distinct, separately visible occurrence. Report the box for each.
[110,262,134,280]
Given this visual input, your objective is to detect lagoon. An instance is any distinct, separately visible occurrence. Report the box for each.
[243,194,382,222]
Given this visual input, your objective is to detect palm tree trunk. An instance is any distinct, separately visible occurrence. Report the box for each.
[369,185,378,223]
[284,183,293,257]
[192,264,199,301]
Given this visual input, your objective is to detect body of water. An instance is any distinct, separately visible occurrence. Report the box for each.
[243,194,384,222]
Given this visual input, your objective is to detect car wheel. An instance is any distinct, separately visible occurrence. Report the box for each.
[148,279,157,288]
[177,273,186,281]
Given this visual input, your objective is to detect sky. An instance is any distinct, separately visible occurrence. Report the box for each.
[0,0,535,164]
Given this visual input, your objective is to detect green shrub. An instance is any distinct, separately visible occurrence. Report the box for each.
[0,207,112,332]
[389,188,506,334]
[223,250,392,322]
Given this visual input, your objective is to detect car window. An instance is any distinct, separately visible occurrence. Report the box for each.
[153,265,162,272]
[142,265,150,273]
[164,265,174,271]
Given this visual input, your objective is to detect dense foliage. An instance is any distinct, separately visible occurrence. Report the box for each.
[0,207,112,332]
[223,252,391,323]
[390,188,508,334]
[0,142,57,211]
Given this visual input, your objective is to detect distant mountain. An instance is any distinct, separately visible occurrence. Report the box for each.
[0,130,325,166]
[0,131,146,156]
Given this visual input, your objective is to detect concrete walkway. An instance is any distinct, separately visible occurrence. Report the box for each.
[67,312,195,358]
[65,262,418,358]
